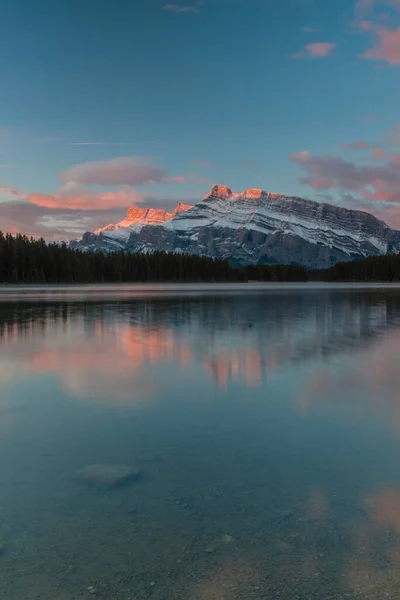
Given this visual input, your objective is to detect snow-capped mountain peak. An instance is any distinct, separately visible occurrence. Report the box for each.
[172,202,193,216]
[94,203,193,236]
[75,202,193,251]
[71,185,400,268]
[204,184,234,201]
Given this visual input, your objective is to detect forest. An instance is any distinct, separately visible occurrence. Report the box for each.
[3,232,400,283]
[308,253,400,282]
[0,232,305,283]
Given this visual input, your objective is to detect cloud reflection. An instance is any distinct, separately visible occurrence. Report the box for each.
[0,290,399,407]
[3,291,400,597]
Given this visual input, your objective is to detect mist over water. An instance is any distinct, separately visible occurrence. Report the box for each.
[2,285,400,599]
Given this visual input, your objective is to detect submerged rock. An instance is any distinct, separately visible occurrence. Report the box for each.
[76,464,141,489]
[221,535,234,543]
[87,585,97,595]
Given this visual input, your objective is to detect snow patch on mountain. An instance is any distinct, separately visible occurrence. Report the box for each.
[71,185,400,268]
[75,202,193,248]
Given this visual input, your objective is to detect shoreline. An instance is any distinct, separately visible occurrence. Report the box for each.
[0,281,399,298]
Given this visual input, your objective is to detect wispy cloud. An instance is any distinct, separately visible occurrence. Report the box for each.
[186,172,211,184]
[0,180,203,240]
[59,157,167,186]
[362,113,379,122]
[355,0,377,20]
[59,156,192,187]
[355,0,400,65]
[340,139,393,162]
[301,26,318,32]
[0,129,56,151]
[0,152,206,238]
[28,182,145,211]
[305,42,336,57]
[190,159,213,167]
[0,182,144,211]
[0,194,133,240]
[68,142,132,146]
[355,0,400,19]
[238,159,263,174]
[341,140,372,150]
[163,2,203,14]
[361,25,400,64]
[291,42,336,59]
[341,123,400,157]
[289,147,400,203]
[370,147,388,159]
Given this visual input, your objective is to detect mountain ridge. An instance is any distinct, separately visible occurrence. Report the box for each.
[71,185,400,268]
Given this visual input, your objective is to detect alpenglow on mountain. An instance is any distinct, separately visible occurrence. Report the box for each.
[71,185,400,268]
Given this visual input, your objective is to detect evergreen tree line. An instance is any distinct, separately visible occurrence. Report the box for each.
[4,231,400,284]
[308,253,400,282]
[0,233,305,283]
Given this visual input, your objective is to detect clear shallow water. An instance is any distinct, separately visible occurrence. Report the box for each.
[2,285,400,599]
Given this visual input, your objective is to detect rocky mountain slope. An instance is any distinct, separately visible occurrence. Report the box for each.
[71,185,400,268]
[73,202,193,253]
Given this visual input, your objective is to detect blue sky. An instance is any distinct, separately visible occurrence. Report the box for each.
[1,0,400,238]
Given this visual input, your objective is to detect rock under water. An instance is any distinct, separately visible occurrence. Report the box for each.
[76,464,141,489]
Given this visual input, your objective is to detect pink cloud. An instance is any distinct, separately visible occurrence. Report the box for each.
[385,123,400,144]
[390,153,400,166]
[361,25,400,64]
[0,199,114,240]
[289,149,400,202]
[0,182,145,211]
[292,43,336,59]
[0,178,202,240]
[0,185,27,200]
[59,157,190,187]
[355,0,400,19]
[0,150,205,239]
[371,147,388,159]
[306,43,336,57]
[59,157,168,186]
[28,182,144,211]
[164,175,186,184]
[362,114,379,122]
[343,140,371,150]
[355,0,377,18]
[358,19,376,32]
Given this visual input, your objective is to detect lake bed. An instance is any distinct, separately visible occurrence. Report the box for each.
[1,284,400,599]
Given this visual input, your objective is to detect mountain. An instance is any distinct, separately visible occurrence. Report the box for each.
[71,185,400,268]
[71,202,193,253]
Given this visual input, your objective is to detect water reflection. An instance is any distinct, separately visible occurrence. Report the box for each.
[2,288,400,599]
[0,290,399,401]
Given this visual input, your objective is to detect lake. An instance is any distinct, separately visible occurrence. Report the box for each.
[1,283,400,599]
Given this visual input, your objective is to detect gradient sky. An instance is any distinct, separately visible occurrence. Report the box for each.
[1,0,400,239]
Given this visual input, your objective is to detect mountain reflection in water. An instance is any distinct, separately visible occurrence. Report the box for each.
[1,287,400,599]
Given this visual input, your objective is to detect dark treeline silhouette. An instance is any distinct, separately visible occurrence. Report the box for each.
[309,253,400,282]
[243,263,307,282]
[0,232,305,283]
[5,231,400,284]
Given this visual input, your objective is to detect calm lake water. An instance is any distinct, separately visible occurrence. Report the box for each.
[2,284,400,599]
